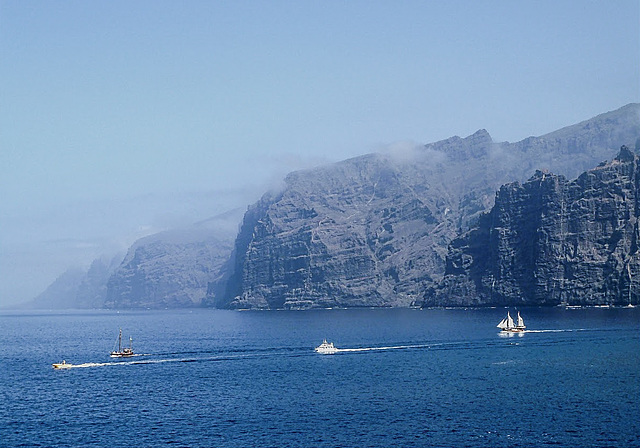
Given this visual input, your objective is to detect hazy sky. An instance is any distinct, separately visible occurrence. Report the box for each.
[1,1,639,306]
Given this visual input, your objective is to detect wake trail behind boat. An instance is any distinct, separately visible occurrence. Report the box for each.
[53,348,318,369]
[57,343,435,368]
[56,357,232,369]
[524,328,589,333]
[337,343,431,353]
[55,329,601,369]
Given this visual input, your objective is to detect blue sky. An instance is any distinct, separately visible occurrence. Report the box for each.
[1,0,639,305]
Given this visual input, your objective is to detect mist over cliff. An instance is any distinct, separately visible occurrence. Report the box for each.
[28,104,640,310]
[26,210,242,309]
[103,209,242,309]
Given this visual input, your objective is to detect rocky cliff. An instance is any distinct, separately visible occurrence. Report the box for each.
[104,212,239,309]
[425,146,640,307]
[216,104,640,309]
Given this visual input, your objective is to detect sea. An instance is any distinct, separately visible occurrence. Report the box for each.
[1,307,638,448]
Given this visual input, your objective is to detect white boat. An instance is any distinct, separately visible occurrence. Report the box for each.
[110,329,134,358]
[52,360,72,369]
[497,311,526,332]
[315,339,338,354]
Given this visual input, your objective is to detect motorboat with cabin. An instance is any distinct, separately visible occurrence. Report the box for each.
[315,339,339,354]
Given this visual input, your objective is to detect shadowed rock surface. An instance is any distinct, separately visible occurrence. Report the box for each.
[425,145,640,307]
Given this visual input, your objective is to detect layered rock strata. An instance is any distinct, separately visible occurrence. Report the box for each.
[216,105,640,309]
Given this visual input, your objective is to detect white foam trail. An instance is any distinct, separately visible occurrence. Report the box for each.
[524,329,588,333]
[60,357,218,368]
[492,360,518,366]
[53,351,291,369]
[58,362,115,369]
[337,344,431,353]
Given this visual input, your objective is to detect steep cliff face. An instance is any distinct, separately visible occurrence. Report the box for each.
[104,214,238,309]
[36,105,639,310]
[217,150,461,309]
[216,130,510,309]
[217,104,640,309]
[425,146,640,307]
[76,256,123,308]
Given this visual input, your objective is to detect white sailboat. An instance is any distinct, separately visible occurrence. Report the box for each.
[497,311,526,332]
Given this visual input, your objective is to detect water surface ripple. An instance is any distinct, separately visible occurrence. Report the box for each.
[1,307,638,447]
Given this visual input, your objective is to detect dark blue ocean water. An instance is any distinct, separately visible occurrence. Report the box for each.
[1,307,638,448]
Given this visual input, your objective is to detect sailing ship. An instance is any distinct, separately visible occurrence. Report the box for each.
[110,329,134,357]
[497,311,526,332]
[315,339,338,354]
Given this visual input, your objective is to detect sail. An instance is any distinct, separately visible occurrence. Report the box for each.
[506,312,515,329]
[497,318,508,329]
[516,312,525,328]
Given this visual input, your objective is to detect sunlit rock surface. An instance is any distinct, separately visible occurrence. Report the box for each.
[217,104,640,309]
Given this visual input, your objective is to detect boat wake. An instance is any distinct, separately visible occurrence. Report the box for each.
[498,328,591,337]
[53,328,599,369]
[523,329,589,333]
[337,344,431,353]
[52,348,312,370]
[54,355,244,369]
[53,357,219,369]
[53,343,436,368]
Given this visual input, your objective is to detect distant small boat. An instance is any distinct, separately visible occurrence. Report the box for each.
[497,311,526,332]
[110,329,134,358]
[315,339,338,354]
[52,360,72,369]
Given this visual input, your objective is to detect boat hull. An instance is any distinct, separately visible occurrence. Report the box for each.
[110,352,134,358]
[315,347,338,354]
[110,329,134,358]
[52,362,72,369]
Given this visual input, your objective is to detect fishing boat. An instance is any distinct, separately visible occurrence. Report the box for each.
[497,311,526,332]
[315,339,338,354]
[110,329,134,358]
[52,360,72,369]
